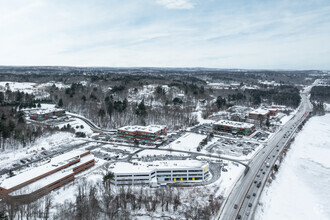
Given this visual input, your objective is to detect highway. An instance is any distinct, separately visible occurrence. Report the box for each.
[218,84,314,220]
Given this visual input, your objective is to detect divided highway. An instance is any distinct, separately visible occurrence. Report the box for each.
[218,86,313,220]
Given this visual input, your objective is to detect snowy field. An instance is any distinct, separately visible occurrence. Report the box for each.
[255,114,330,220]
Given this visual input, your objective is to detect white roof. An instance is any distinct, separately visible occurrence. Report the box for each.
[215,120,255,129]
[9,170,74,195]
[249,109,269,115]
[111,160,208,175]
[0,150,88,189]
[9,154,94,195]
[118,125,166,133]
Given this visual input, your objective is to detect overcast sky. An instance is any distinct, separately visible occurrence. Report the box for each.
[0,0,330,69]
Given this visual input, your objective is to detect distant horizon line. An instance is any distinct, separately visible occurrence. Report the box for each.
[0,65,327,72]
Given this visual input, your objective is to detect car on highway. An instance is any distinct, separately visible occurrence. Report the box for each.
[257,181,261,188]
[234,204,238,209]
[253,193,256,197]
[248,203,252,207]
[237,215,241,219]
[247,195,251,199]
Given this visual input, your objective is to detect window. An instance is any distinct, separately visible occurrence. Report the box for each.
[173,170,187,173]
[188,170,202,173]
[117,175,132,177]
[133,174,149,177]
[157,170,170,173]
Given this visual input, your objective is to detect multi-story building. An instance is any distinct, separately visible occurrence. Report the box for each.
[30,109,66,120]
[248,109,270,120]
[0,150,94,199]
[111,160,210,186]
[268,108,278,116]
[117,125,167,142]
[213,120,255,136]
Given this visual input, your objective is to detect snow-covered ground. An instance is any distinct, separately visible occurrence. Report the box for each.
[164,132,207,152]
[255,114,330,220]
[0,81,68,99]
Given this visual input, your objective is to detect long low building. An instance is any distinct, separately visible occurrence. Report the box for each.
[0,150,94,197]
[118,125,167,143]
[110,160,210,186]
[30,109,66,120]
[213,120,256,136]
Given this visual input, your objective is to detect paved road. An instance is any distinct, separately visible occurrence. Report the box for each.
[218,84,314,220]
[66,112,117,134]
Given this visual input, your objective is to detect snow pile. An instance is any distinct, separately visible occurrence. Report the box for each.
[255,114,330,220]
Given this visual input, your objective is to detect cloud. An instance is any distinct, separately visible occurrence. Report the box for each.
[156,0,194,9]
[0,0,329,69]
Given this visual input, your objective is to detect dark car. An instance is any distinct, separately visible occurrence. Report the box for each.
[247,195,251,199]
[248,203,252,207]
[237,215,241,219]
[253,193,256,196]
[234,204,238,209]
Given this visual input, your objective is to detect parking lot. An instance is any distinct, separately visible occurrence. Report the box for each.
[205,137,261,158]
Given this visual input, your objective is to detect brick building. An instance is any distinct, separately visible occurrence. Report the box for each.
[0,150,94,198]
[213,120,255,136]
[30,109,66,121]
[118,125,167,143]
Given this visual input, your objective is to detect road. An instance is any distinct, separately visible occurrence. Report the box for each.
[66,112,117,134]
[218,85,314,220]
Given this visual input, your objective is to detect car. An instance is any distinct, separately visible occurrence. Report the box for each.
[257,174,260,177]
[237,215,241,219]
[248,203,252,207]
[234,204,238,209]
[273,155,275,157]
[246,211,250,216]
[253,193,256,196]
[254,180,257,184]
[263,171,265,174]
[247,195,251,199]
[277,149,279,151]
[260,168,263,171]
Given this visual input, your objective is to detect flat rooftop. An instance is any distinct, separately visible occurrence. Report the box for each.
[9,154,94,195]
[110,159,208,175]
[249,109,269,115]
[0,150,89,189]
[9,170,74,196]
[215,120,255,129]
[118,125,166,133]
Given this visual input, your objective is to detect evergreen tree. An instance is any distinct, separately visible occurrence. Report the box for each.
[58,98,63,107]
[98,109,106,118]
[136,100,147,117]
[81,95,87,103]
[107,102,114,120]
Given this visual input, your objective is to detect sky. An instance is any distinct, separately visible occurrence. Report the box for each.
[0,0,330,70]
